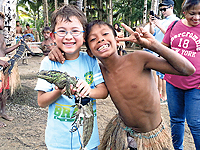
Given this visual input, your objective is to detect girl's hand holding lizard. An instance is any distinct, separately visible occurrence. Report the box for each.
[70,79,91,98]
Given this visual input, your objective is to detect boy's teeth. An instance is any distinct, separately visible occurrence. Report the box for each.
[98,44,108,51]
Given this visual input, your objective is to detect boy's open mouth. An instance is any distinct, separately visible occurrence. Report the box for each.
[97,44,110,51]
[63,42,76,46]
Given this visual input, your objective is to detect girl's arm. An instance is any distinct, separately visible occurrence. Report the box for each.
[37,88,64,108]
[38,81,108,108]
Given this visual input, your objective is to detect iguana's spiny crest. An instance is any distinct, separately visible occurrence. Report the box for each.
[37,70,78,98]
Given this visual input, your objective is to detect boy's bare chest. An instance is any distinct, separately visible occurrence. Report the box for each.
[103,70,140,93]
[16,27,22,32]
[25,29,32,33]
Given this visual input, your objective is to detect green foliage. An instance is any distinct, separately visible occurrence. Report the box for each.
[36,19,45,41]
[17,0,44,40]
[113,0,151,26]
[17,0,184,36]
[174,0,184,18]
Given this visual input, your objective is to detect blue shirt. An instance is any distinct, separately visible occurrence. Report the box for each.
[35,52,104,150]
[154,14,179,43]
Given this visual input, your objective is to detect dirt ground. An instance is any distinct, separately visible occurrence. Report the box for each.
[0,55,196,150]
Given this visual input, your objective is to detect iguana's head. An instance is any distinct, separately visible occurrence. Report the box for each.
[37,70,78,95]
[37,70,63,83]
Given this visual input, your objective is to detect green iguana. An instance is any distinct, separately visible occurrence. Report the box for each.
[37,70,94,149]
[37,70,79,98]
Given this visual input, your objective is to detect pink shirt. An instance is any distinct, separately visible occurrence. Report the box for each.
[163,20,200,90]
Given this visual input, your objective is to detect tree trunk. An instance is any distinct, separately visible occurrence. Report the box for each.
[129,7,132,26]
[106,1,108,22]
[83,0,87,16]
[43,0,49,26]
[0,0,6,12]
[128,0,132,27]
[64,0,68,5]
[158,0,162,17]
[99,0,102,20]
[77,0,82,10]
[108,0,113,25]
[143,0,148,24]
[151,0,159,15]
[55,0,57,10]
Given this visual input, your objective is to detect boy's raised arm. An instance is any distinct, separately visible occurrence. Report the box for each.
[48,46,65,64]
[118,23,196,76]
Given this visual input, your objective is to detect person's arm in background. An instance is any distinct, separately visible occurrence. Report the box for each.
[154,19,166,34]
[149,15,166,34]
[4,40,21,54]
[149,15,155,35]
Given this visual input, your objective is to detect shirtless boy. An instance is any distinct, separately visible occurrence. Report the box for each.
[40,26,55,56]
[16,21,23,35]
[49,20,195,149]
[0,12,21,127]
[16,21,23,43]
[24,24,33,35]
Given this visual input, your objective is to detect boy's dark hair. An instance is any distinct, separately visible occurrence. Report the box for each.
[16,21,20,23]
[85,20,117,50]
[0,12,5,19]
[51,5,87,33]
[26,24,30,27]
[42,26,51,34]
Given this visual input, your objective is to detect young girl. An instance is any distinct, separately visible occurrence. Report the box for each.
[35,5,108,150]
[162,0,200,149]
[114,23,125,55]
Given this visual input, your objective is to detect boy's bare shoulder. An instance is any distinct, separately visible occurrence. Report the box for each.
[128,50,156,58]
[128,50,148,54]
[123,50,157,67]
[125,50,149,59]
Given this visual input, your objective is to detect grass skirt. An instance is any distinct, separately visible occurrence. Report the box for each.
[99,114,174,150]
[0,57,21,95]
